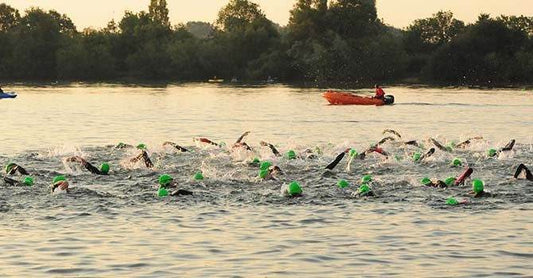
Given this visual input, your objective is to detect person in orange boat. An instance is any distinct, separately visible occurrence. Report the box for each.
[374,84,385,100]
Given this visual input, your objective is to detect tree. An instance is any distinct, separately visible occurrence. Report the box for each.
[0,3,20,32]
[405,11,465,54]
[216,0,265,32]
[149,0,170,27]
[328,0,379,39]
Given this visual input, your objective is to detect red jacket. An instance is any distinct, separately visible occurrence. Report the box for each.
[375,87,385,99]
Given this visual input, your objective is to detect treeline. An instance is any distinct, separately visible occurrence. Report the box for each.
[0,0,532,86]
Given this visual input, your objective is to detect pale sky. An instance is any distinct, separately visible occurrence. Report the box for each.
[3,0,533,29]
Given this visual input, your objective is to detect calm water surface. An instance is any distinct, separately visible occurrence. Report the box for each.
[0,84,532,277]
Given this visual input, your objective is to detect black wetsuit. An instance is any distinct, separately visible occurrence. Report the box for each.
[5,164,29,175]
[84,161,107,175]
[514,164,533,181]
[326,152,346,170]
[3,176,24,186]
[163,142,189,152]
[418,148,435,161]
[131,151,154,168]
[261,141,281,157]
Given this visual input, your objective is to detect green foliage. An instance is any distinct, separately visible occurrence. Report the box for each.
[0,1,532,85]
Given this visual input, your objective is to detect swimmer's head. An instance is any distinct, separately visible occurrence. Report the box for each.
[287,150,296,160]
[259,169,269,179]
[452,158,462,167]
[472,179,484,193]
[421,177,432,185]
[194,172,204,181]
[337,179,349,189]
[260,161,272,171]
[487,148,497,157]
[349,149,358,157]
[137,143,147,150]
[446,197,459,205]
[359,184,371,194]
[361,175,372,183]
[159,174,173,187]
[287,181,302,196]
[252,157,260,164]
[52,175,66,185]
[158,187,169,197]
[444,177,456,187]
[4,163,15,174]
[23,176,34,186]
[100,163,110,174]
[413,152,421,162]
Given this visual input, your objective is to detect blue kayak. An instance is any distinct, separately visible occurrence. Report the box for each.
[0,92,17,99]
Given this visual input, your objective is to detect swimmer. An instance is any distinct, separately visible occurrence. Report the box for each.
[488,139,515,157]
[260,165,283,181]
[413,148,435,162]
[130,149,154,168]
[421,177,448,188]
[65,156,110,175]
[352,184,375,197]
[4,163,29,175]
[115,142,133,149]
[50,175,69,193]
[382,129,402,139]
[325,149,349,170]
[194,137,221,147]
[431,138,452,152]
[3,176,33,187]
[455,136,483,149]
[163,141,189,152]
[260,141,281,157]
[359,145,390,159]
[454,167,473,186]
[158,174,193,196]
[514,164,533,181]
[469,179,493,198]
[233,131,253,151]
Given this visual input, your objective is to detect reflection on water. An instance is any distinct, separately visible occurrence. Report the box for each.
[0,84,532,276]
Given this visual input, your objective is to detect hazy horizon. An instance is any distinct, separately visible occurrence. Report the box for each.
[3,0,533,30]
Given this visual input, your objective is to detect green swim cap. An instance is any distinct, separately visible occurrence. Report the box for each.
[100,163,110,174]
[472,179,484,193]
[23,176,34,186]
[219,142,227,147]
[349,149,358,157]
[158,187,169,197]
[287,181,302,196]
[395,155,402,161]
[259,169,269,179]
[52,175,66,184]
[361,175,372,183]
[449,141,457,148]
[488,148,497,157]
[452,158,462,167]
[194,172,204,181]
[421,177,431,185]
[446,146,453,152]
[444,177,456,186]
[137,143,147,150]
[4,163,15,174]
[314,146,322,155]
[252,157,260,164]
[446,197,459,205]
[260,161,272,171]
[413,152,421,162]
[159,174,173,186]
[337,179,349,189]
[287,150,296,160]
[359,184,371,194]
[116,142,126,148]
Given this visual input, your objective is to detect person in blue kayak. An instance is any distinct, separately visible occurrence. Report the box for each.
[374,84,385,100]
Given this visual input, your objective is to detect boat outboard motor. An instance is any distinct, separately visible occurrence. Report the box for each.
[384,95,394,105]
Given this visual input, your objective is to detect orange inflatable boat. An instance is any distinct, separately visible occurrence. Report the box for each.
[323,90,394,106]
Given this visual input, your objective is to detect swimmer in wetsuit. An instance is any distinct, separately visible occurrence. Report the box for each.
[129,145,154,168]
[50,175,69,193]
[2,176,33,187]
[194,137,221,147]
[158,174,193,196]
[232,131,253,151]
[65,156,110,175]
[488,139,516,157]
[514,164,533,181]
[4,163,29,175]
[455,136,483,149]
[163,142,189,152]
[260,141,281,157]
[469,179,494,198]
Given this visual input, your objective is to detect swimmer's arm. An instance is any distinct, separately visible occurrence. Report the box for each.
[84,162,103,175]
[325,151,346,170]
[235,131,250,144]
[142,151,154,168]
[500,139,515,152]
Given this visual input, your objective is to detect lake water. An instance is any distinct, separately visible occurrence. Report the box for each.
[0,84,532,277]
